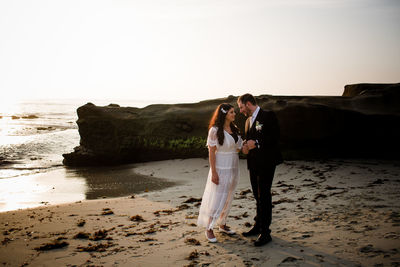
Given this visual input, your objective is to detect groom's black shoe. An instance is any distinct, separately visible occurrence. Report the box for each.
[242,226,259,237]
[254,234,272,246]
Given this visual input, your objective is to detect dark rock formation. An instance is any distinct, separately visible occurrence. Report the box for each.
[63,83,400,166]
[342,83,400,115]
[63,101,216,166]
[343,83,400,97]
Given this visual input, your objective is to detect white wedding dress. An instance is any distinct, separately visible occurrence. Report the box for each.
[197,127,243,230]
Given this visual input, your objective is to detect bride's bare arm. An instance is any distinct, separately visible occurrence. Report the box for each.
[209,145,219,185]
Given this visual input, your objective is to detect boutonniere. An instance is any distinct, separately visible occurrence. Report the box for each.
[255,121,263,131]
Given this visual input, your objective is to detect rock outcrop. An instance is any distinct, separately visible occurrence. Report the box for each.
[63,83,400,166]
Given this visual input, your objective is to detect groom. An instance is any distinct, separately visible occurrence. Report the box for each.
[238,93,283,246]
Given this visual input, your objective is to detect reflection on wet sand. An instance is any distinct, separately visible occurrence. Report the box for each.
[0,164,177,212]
[66,164,177,199]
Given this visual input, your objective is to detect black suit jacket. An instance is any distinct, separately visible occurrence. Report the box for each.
[245,108,283,170]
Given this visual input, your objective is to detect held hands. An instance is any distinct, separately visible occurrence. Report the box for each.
[242,142,249,154]
[246,140,257,150]
[211,171,219,185]
[242,140,256,155]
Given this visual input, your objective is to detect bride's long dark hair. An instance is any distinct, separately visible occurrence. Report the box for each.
[208,103,240,146]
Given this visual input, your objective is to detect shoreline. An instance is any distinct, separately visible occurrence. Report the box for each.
[1,158,400,266]
[0,164,178,213]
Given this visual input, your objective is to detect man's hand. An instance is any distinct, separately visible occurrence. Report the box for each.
[246,140,256,150]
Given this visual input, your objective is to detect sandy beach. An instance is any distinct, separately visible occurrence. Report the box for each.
[1,158,400,266]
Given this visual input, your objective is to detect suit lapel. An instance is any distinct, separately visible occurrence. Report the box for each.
[250,109,262,133]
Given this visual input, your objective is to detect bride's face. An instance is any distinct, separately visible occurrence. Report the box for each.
[225,107,236,123]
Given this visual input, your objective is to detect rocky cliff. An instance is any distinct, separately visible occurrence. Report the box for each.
[63,83,400,166]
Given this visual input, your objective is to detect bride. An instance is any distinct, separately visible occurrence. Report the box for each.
[197,103,243,242]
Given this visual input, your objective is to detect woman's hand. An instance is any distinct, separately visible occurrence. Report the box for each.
[211,171,219,185]
[242,143,249,154]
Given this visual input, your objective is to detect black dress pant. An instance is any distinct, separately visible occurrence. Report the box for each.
[249,165,276,234]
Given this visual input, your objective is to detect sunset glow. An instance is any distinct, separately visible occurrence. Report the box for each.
[0,0,399,104]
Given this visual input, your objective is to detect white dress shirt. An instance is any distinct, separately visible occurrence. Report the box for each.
[250,106,260,128]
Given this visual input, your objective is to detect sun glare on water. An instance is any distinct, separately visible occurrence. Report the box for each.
[0,97,20,116]
[0,97,26,144]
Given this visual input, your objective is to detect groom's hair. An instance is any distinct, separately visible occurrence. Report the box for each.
[238,93,257,106]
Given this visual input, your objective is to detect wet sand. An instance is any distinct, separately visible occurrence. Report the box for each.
[0,165,176,212]
[1,158,400,266]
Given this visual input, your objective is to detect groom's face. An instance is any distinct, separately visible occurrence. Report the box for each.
[238,101,251,117]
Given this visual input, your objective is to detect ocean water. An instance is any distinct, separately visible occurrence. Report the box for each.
[0,99,174,212]
[0,99,81,178]
[0,99,154,178]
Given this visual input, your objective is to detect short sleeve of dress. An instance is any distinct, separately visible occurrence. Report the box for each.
[206,127,218,147]
[236,135,243,150]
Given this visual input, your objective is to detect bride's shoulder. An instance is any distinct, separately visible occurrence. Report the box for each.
[208,126,218,135]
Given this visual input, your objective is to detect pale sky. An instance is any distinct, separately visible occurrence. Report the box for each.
[1,0,399,104]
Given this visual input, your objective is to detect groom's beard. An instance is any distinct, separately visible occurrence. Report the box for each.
[245,108,252,117]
